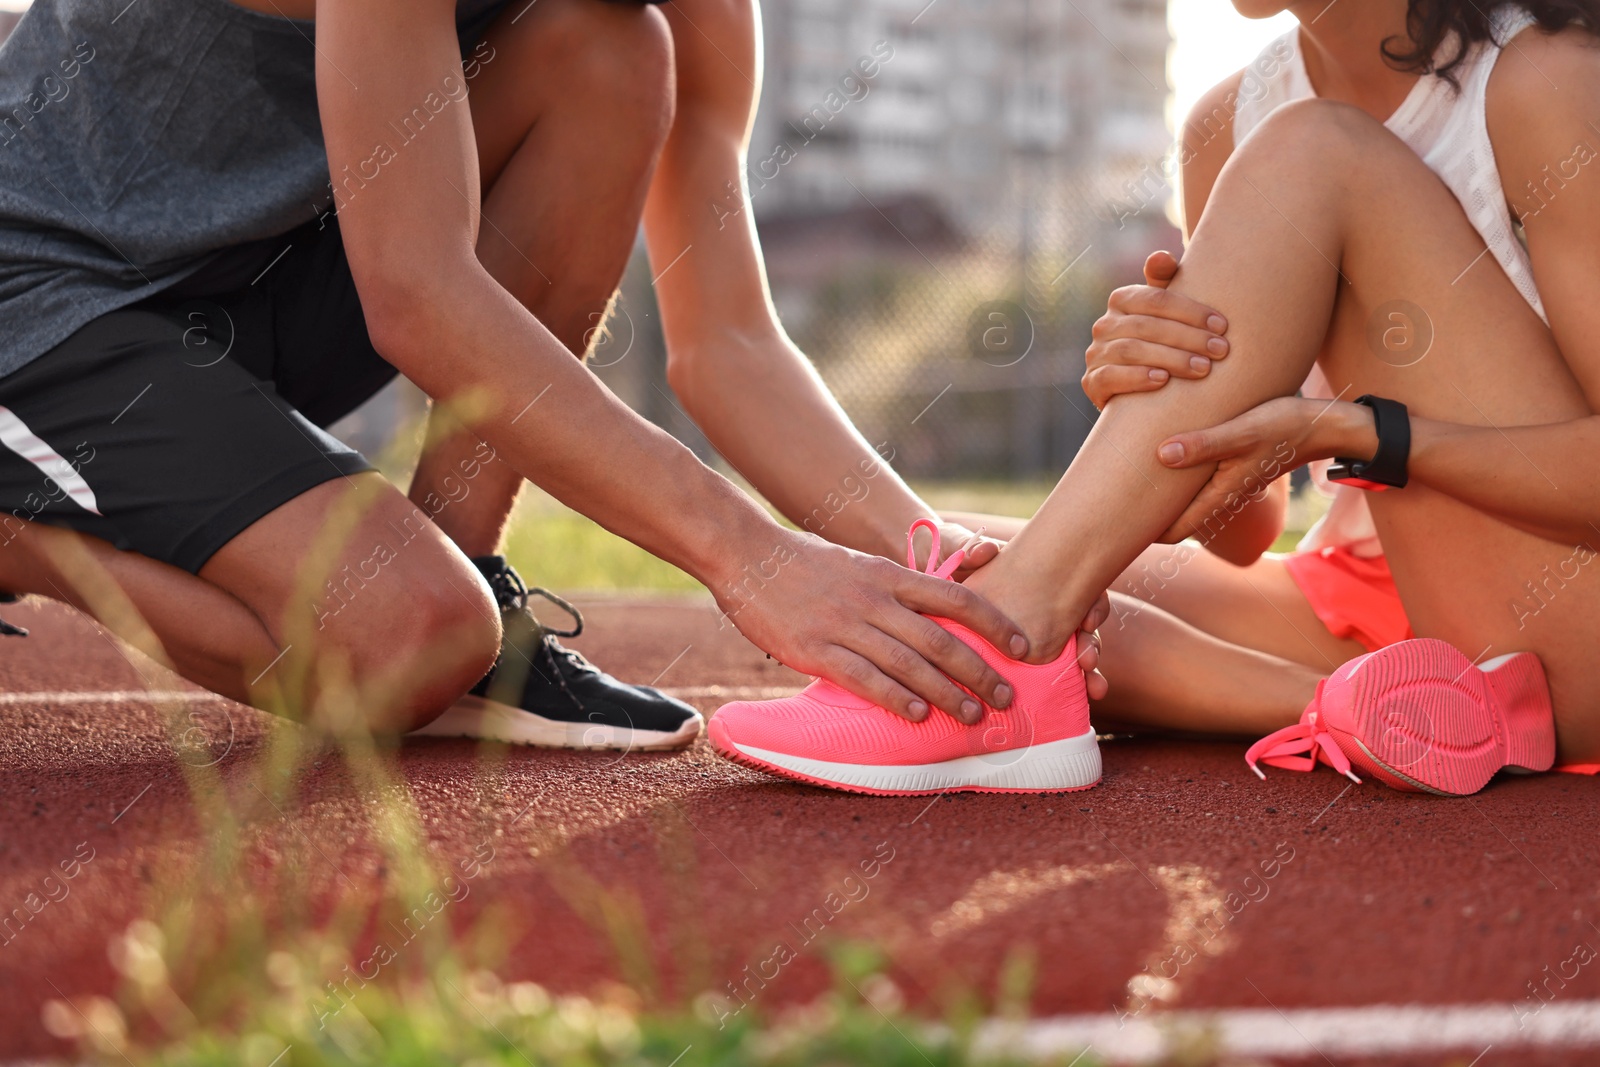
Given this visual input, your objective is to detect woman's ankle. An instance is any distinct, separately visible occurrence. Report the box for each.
[964,565,1076,665]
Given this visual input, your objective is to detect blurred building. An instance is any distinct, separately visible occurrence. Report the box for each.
[604,0,1181,478]
[749,0,1170,238]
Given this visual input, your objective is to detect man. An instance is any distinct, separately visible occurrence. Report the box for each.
[0,0,1066,747]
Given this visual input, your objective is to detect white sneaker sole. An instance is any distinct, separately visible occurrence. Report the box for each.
[717,726,1102,795]
[410,694,704,752]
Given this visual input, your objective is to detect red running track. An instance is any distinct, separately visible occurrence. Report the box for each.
[1,594,1598,1064]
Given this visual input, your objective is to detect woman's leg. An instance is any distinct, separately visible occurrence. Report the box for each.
[1089,544,1359,734]
[944,510,1338,731]
[966,99,1600,758]
[1091,590,1323,736]
[1113,543,1365,671]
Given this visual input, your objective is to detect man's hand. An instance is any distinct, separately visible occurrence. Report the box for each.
[927,516,1110,702]
[715,531,1031,726]
[1083,251,1231,409]
[1155,396,1374,542]
[915,520,1000,580]
[1073,590,1111,703]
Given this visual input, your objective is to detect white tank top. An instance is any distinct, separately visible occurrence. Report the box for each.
[1229,8,1542,557]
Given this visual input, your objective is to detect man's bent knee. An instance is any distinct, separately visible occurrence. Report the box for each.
[391,573,501,726]
[309,548,502,736]
[534,0,675,135]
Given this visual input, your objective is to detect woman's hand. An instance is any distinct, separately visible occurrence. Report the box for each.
[1154,396,1377,542]
[1082,251,1231,410]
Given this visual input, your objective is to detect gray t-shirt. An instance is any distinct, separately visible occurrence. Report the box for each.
[0,0,505,378]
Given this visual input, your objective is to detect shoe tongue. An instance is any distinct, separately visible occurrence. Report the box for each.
[469,554,526,612]
[544,636,599,677]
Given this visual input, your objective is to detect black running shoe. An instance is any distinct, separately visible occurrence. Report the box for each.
[410,556,703,751]
[0,590,25,638]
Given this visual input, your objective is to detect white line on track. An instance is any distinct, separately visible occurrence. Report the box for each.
[3,1001,1592,1065]
[0,690,224,705]
[0,685,799,707]
[976,1000,1600,1061]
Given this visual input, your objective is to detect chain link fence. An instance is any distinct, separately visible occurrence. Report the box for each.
[595,159,1181,480]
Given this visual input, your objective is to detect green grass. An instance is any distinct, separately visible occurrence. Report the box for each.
[909,479,1059,521]
[502,478,1320,593]
[62,931,1095,1067]
[501,490,705,594]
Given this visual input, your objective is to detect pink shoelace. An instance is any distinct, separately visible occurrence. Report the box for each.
[1244,679,1361,784]
[905,517,977,580]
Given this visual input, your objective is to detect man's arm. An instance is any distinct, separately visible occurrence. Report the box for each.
[642,0,934,559]
[312,0,1029,723]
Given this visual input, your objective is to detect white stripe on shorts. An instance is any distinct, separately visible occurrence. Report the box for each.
[0,404,101,516]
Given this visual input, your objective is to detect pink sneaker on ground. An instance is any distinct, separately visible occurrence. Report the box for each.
[1246,638,1555,795]
[708,521,1100,796]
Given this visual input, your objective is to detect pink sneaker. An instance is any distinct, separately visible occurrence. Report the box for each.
[1246,638,1555,795]
[708,521,1100,796]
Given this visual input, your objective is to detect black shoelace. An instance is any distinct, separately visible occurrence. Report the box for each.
[523,588,591,714]
[479,560,591,713]
[479,562,583,638]
[0,592,25,637]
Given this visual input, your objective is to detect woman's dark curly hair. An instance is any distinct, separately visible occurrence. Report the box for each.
[1383,0,1600,83]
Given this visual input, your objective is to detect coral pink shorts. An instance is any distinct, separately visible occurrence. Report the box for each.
[1282,544,1412,654]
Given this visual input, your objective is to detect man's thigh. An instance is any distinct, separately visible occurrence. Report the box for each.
[0,301,484,637]
[201,472,494,654]
[0,306,373,576]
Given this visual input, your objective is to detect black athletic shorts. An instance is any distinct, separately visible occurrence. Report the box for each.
[0,215,399,574]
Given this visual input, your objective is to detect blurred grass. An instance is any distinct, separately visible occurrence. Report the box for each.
[501,490,706,594]
[503,477,1324,593]
[71,927,1099,1067]
[501,479,1061,595]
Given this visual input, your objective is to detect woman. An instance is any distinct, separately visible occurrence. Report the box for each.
[711,0,1600,795]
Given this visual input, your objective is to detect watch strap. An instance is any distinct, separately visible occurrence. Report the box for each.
[1327,394,1409,491]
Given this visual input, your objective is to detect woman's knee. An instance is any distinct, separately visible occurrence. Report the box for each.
[1234,98,1411,184]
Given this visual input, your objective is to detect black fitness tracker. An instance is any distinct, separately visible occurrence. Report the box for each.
[1327,394,1410,491]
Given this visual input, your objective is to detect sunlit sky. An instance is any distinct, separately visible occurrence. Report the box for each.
[1168,0,1297,130]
